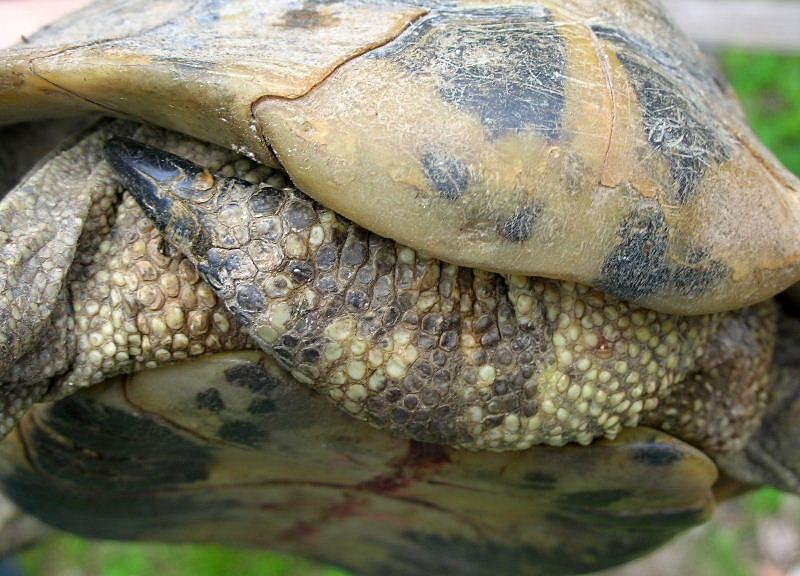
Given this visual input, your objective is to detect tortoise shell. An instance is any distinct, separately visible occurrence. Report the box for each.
[0,352,718,576]
[0,0,798,314]
[0,2,798,573]
[0,119,783,571]
[0,118,757,576]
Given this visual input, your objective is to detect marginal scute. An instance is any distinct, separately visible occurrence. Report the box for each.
[0,0,425,162]
[253,0,800,315]
[592,25,733,203]
[373,6,567,139]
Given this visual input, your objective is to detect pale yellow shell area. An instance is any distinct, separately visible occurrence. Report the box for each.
[1,0,798,315]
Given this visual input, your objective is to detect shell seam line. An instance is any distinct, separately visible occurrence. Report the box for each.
[27,61,120,117]
[120,375,234,448]
[248,9,430,172]
[24,2,199,119]
[586,21,617,193]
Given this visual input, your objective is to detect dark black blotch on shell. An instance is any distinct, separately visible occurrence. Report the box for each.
[195,388,225,413]
[374,7,567,140]
[17,395,212,491]
[225,363,281,395]
[599,203,670,300]
[671,249,729,297]
[591,26,732,202]
[218,420,268,446]
[600,203,729,301]
[632,442,683,467]
[498,205,542,242]
[421,151,470,200]
[560,489,630,509]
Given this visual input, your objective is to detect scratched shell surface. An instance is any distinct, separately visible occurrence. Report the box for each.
[0,0,798,315]
[0,353,717,576]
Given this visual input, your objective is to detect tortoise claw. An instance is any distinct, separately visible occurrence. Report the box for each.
[105,138,213,256]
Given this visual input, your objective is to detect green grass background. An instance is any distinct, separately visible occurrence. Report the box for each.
[10,50,800,576]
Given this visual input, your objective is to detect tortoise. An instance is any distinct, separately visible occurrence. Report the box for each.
[0,0,799,574]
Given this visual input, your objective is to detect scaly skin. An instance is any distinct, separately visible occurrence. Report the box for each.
[718,312,800,492]
[100,132,775,453]
[0,122,268,435]
[0,122,780,472]
[0,126,107,431]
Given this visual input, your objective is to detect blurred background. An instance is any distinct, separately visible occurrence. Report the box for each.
[0,1,799,575]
